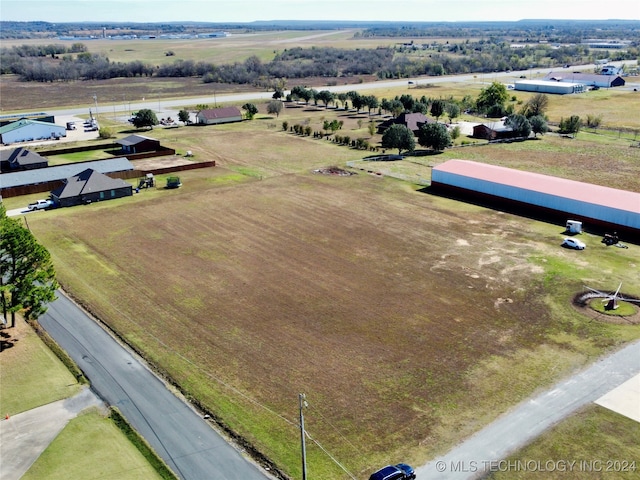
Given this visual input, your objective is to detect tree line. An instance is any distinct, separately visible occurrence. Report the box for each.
[3,39,636,84]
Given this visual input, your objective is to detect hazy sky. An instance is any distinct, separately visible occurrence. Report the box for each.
[2,0,639,23]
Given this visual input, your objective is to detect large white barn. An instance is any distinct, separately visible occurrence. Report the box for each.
[431,160,640,239]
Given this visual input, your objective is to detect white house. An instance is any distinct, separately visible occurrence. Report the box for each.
[0,119,66,145]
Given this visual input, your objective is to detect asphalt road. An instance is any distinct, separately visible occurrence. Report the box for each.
[39,290,271,480]
[415,339,640,479]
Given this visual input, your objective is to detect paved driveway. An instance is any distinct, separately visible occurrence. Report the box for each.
[0,387,104,480]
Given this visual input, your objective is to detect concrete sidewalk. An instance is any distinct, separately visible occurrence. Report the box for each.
[0,387,105,480]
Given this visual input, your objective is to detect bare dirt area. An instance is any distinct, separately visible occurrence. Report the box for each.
[28,167,597,476]
[130,155,196,171]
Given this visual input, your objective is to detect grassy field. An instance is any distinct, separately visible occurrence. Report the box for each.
[22,409,165,480]
[0,317,82,415]
[486,405,640,480]
[20,108,640,479]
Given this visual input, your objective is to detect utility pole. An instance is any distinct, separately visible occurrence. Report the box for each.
[299,393,307,480]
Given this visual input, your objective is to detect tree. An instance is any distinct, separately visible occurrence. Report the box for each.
[0,208,58,327]
[445,103,461,123]
[529,115,548,137]
[363,95,379,115]
[267,100,283,117]
[347,91,364,112]
[131,109,158,129]
[430,99,445,121]
[417,122,451,152]
[381,124,415,155]
[521,93,549,118]
[178,109,191,124]
[315,90,335,108]
[504,114,532,138]
[559,115,581,137]
[476,81,508,115]
[242,103,258,120]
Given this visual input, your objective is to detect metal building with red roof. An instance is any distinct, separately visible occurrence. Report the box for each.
[431,160,640,238]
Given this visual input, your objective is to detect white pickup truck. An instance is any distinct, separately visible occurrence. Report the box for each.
[27,199,53,211]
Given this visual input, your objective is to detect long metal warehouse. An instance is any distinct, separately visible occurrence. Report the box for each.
[431,160,640,237]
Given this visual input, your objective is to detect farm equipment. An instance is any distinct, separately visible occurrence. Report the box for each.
[166,176,182,189]
[602,232,619,246]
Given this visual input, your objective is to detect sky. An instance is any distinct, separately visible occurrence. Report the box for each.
[1,0,639,23]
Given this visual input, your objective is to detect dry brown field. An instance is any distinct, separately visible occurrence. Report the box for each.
[25,112,640,478]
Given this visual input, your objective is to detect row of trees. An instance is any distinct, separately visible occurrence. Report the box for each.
[0,205,57,328]
[5,39,636,84]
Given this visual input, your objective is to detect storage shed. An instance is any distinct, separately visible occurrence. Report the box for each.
[514,79,585,94]
[0,119,67,145]
[472,121,515,140]
[115,134,161,154]
[431,160,640,238]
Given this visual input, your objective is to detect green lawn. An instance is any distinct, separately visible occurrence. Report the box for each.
[0,320,81,415]
[22,409,164,480]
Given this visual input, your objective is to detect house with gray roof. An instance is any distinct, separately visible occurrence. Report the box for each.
[0,157,133,197]
[50,168,133,207]
[0,147,48,172]
[377,112,435,134]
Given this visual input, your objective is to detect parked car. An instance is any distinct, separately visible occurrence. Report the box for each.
[369,463,415,480]
[562,238,586,250]
[395,463,416,479]
[27,199,53,211]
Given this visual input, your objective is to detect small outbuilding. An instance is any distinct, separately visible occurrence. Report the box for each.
[116,134,161,154]
[472,121,515,140]
[50,168,133,207]
[196,107,243,125]
[0,119,66,145]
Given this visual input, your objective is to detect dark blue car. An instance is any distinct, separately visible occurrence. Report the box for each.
[368,463,415,480]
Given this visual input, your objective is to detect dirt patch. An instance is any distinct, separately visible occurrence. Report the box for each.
[312,166,356,176]
[130,155,196,171]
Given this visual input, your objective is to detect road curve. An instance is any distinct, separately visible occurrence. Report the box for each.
[39,290,272,480]
[415,339,640,479]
